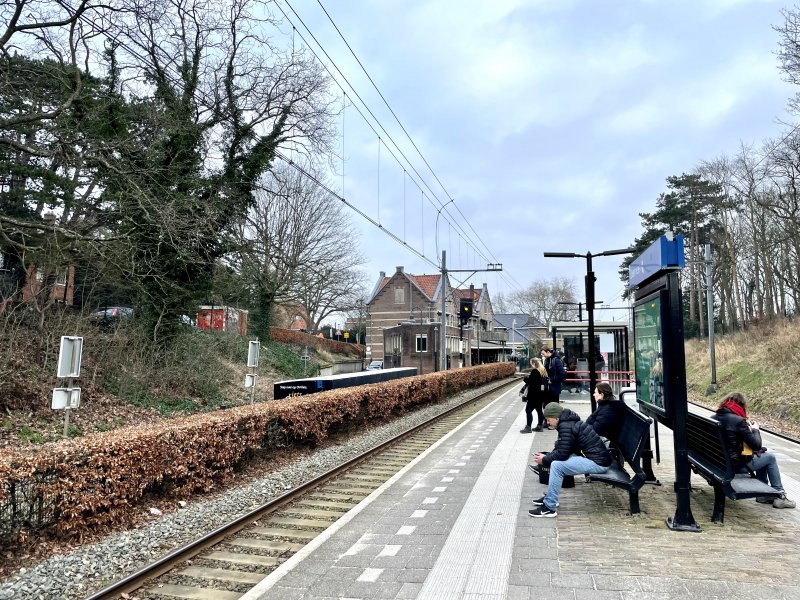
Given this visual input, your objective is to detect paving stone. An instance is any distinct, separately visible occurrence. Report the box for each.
[240,397,800,600]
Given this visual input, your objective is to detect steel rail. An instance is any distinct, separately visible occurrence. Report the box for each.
[85,376,520,600]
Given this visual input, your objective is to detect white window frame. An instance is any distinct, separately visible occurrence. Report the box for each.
[416,334,428,353]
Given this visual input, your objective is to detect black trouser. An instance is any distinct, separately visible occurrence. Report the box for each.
[542,389,560,407]
[525,396,544,429]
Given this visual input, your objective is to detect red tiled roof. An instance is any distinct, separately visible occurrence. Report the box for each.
[377,273,442,301]
[411,274,441,300]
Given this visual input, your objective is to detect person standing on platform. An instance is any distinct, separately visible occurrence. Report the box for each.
[519,358,547,433]
[541,348,566,406]
[714,392,795,509]
[529,403,613,518]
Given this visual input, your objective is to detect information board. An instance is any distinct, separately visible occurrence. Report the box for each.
[633,290,666,415]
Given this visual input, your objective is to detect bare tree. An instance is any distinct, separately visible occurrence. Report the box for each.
[507,277,577,329]
[237,161,367,339]
[1,0,339,343]
[492,291,509,313]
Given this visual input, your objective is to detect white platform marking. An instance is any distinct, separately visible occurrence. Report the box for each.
[378,545,402,557]
[397,525,416,535]
[417,405,534,599]
[357,567,383,582]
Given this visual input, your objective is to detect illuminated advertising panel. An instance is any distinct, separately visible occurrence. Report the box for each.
[634,291,666,415]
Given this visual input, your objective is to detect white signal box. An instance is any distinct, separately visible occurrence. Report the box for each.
[52,387,81,410]
[244,374,257,388]
[247,340,260,368]
[57,336,83,378]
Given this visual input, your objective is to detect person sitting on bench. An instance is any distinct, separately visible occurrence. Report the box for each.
[714,392,795,509]
[586,382,626,442]
[529,403,613,518]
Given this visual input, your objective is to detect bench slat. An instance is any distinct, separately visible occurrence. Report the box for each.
[685,411,782,522]
[585,403,652,514]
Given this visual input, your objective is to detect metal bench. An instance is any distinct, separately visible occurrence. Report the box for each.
[685,412,782,523]
[586,403,653,514]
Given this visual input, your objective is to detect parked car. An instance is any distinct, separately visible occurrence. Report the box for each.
[366,360,383,370]
[89,306,133,320]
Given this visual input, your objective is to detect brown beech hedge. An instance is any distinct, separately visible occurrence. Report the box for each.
[0,362,514,542]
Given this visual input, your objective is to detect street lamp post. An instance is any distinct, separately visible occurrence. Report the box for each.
[544,248,634,411]
[705,243,717,393]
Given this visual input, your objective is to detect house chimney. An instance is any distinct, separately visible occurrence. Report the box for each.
[396,266,404,274]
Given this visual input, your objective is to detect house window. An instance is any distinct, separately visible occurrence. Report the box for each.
[416,334,428,353]
[56,269,67,285]
[394,287,404,304]
[389,333,402,354]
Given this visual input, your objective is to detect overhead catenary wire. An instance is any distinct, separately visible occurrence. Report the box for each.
[275,0,508,277]
[72,0,525,295]
[304,0,510,280]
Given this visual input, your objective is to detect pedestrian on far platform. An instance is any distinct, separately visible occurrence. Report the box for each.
[519,358,547,433]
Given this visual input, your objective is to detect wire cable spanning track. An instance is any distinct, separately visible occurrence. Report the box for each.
[85,377,520,600]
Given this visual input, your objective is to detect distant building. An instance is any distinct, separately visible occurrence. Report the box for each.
[365,266,462,369]
[0,251,75,311]
[456,283,508,364]
[493,313,546,361]
[365,267,510,370]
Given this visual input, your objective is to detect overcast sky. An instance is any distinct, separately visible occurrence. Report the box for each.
[280,0,795,320]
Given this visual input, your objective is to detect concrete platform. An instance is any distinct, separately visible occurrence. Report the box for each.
[241,385,800,600]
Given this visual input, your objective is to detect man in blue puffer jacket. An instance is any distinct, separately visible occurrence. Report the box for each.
[541,348,566,405]
[529,403,613,518]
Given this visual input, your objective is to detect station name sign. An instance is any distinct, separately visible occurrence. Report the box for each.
[628,234,685,289]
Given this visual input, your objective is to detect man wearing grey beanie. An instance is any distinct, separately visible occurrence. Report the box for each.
[529,403,613,517]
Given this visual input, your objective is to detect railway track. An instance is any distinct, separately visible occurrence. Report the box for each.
[86,377,519,600]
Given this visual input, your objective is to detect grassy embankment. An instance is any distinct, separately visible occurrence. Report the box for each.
[0,320,335,447]
[683,318,800,436]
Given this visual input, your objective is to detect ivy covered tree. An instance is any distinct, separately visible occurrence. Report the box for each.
[1,0,338,345]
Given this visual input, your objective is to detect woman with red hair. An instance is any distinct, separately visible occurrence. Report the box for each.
[714,392,795,509]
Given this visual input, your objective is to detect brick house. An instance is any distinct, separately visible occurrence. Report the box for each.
[365,266,468,370]
[0,251,75,311]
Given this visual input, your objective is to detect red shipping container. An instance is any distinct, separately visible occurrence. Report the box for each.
[197,306,248,336]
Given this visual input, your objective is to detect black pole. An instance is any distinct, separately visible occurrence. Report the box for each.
[586,253,597,412]
[665,271,700,531]
[578,302,582,322]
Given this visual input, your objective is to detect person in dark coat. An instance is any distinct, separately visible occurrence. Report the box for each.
[713,392,795,509]
[519,358,547,433]
[529,403,613,517]
[586,382,625,442]
[541,348,566,404]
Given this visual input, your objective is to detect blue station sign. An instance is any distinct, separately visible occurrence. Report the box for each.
[628,234,685,289]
